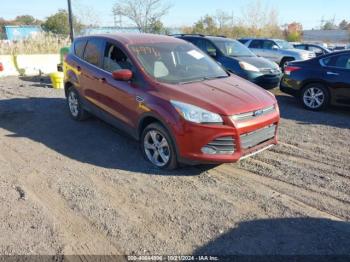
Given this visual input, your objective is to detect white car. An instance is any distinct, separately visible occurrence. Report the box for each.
[239,38,316,68]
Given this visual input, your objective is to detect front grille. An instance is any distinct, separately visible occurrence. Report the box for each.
[204,136,235,154]
[231,105,276,122]
[240,124,276,149]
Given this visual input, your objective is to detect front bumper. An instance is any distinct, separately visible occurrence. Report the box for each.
[241,70,282,90]
[253,74,282,89]
[175,110,280,165]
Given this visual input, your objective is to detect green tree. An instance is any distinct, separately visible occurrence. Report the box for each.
[148,18,169,34]
[14,15,39,25]
[339,19,349,30]
[286,31,301,42]
[322,20,337,30]
[42,9,83,35]
[192,15,218,35]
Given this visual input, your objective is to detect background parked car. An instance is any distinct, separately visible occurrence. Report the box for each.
[174,34,282,89]
[280,50,350,110]
[239,38,316,68]
[294,43,331,56]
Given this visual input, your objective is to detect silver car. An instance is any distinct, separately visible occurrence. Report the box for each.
[239,38,316,68]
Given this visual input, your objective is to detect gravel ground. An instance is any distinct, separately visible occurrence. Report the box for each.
[0,76,349,257]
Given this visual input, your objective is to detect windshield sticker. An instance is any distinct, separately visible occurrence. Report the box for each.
[187,50,205,60]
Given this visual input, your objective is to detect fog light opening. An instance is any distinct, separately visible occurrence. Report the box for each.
[201,146,217,155]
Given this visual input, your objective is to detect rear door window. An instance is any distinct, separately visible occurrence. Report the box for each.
[103,42,133,72]
[322,54,350,69]
[262,40,275,49]
[249,40,262,49]
[74,39,87,59]
[83,38,104,67]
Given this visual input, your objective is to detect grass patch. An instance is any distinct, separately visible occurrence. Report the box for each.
[0,33,70,55]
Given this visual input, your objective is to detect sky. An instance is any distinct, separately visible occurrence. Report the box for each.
[1,0,350,30]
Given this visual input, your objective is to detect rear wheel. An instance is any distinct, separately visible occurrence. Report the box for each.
[301,83,330,111]
[141,123,178,170]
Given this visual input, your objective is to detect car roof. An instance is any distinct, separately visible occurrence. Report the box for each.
[74,33,186,45]
[238,38,283,41]
[174,34,228,40]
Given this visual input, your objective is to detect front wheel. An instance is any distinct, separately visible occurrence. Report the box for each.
[301,84,330,111]
[141,123,178,170]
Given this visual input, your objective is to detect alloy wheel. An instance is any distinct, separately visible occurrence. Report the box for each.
[144,130,170,167]
[303,87,325,109]
[68,91,79,117]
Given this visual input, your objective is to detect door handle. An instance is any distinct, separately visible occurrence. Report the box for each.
[99,77,106,83]
[327,71,339,76]
[136,96,144,103]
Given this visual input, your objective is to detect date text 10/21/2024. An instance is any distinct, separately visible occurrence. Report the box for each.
[127,255,220,261]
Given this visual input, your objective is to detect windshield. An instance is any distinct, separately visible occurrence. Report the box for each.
[212,39,255,57]
[275,40,294,49]
[129,43,228,84]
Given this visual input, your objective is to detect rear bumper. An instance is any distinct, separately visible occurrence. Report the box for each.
[280,77,301,96]
[175,111,280,165]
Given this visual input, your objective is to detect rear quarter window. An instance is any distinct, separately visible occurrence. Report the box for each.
[74,39,87,59]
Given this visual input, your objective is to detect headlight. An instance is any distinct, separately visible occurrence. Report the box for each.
[170,101,223,124]
[239,61,260,72]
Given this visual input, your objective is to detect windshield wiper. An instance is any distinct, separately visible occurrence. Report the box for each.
[178,78,206,85]
[204,75,229,80]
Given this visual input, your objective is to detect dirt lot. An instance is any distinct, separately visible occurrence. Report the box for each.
[0,76,350,256]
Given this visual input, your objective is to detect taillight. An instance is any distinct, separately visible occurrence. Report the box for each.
[0,62,3,72]
[284,66,301,75]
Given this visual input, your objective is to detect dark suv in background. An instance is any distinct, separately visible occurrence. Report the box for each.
[175,34,282,89]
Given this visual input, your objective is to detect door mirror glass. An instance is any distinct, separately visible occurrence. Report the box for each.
[112,69,133,81]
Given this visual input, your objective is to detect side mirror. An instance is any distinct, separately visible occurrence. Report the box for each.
[112,69,133,81]
[272,45,279,51]
[208,50,217,58]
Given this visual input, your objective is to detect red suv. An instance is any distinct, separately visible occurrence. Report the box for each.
[64,33,280,169]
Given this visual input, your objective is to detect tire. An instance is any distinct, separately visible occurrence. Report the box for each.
[301,83,330,111]
[280,57,294,70]
[141,123,178,170]
[67,87,89,121]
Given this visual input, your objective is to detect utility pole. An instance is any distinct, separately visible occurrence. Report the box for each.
[67,0,74,42]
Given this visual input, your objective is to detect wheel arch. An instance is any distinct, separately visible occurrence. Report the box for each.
[279,56,295,67]
[137,112,180,159]
[300,80,331,97]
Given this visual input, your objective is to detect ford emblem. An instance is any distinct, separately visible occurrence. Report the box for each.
[253,110,263,117]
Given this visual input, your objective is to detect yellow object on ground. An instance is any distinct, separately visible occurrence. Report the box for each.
[49,72,64,89]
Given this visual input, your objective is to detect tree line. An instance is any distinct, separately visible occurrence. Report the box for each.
[1,0,350,41]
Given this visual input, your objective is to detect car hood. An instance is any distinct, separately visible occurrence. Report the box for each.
[157,75,277,116]
[233,56,279,70]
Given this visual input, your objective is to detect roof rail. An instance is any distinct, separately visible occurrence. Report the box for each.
[206,35,227,38]
[169,33,205,37]
[169,33,228,38]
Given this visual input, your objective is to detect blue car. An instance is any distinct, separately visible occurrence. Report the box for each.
[174,34,282,89]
